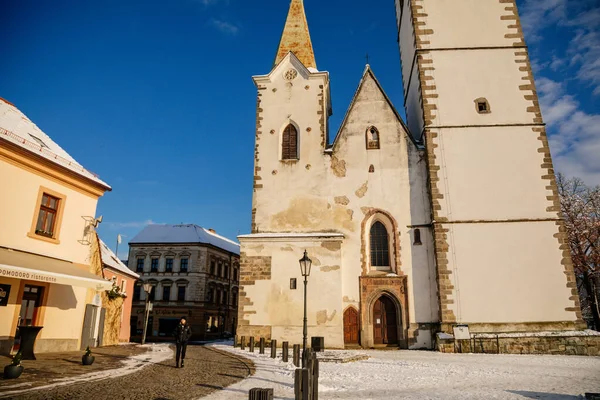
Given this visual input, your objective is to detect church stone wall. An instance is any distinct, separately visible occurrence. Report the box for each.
[237,236,344,348]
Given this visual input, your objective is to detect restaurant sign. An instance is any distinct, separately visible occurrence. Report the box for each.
[0,284,11,307]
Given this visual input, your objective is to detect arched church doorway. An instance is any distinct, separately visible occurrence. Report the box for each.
[343,307,359,345]
[373,295,398,345]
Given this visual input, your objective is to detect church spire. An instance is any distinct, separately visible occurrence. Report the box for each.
[274,0,317,69]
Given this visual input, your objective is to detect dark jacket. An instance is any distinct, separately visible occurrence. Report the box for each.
[173,323,192,343]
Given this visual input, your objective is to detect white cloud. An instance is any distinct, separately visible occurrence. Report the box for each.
[105,219,158,229]
[538,77,600,185]
[209,18,239,35]
[520,0,600,95]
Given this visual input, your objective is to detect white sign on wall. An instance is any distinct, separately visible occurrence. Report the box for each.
[453,325,471,340]
[92,294,102,307]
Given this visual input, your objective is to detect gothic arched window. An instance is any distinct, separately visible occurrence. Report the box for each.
[282,124,298,160]
[370,221,390,267]
[366,126,380,150]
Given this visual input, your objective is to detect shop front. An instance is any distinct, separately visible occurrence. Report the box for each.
[0,247,112,355]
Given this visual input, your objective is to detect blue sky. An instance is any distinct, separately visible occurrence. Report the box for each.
[1,0,598,258]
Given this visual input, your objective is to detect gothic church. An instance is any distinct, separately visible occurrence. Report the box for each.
[236,0,588,351]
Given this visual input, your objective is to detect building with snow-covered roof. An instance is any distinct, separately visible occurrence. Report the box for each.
[127,224,240,341]
[0,97,115,355]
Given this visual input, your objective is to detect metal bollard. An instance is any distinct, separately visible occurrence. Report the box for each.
[249,337,255,352]
[293,344,300,367]
[234,335,238,348]
[271,339,277,358]
[241,336,246,350]
[259,337,265,354]
[282,341,289,362]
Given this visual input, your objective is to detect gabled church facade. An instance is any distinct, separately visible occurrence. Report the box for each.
[237,0,595,352]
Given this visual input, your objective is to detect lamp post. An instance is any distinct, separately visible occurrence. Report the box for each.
[141,282,153,345]
[299,250,312,368]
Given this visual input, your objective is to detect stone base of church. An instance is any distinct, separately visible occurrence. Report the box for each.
[436,331,600,356]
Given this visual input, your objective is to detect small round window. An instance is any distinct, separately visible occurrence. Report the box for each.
[284,69,298,81]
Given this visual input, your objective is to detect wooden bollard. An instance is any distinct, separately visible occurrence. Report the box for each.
[240,336,246,350]
[293,344,300,367]
[282,341,289,362]
[259,337,265,354]
[271,340,277,358]
[249,337,255,352]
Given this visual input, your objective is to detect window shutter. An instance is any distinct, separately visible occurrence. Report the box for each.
[282,124,298,160]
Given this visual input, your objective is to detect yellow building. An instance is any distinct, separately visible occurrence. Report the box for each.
[0,97,113,355]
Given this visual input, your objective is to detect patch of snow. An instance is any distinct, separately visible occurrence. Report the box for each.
[0,343,172,398]
[99,239,139,278]
[202,344,600,399]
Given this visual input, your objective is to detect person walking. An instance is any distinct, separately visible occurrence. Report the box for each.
[173,316,192,368]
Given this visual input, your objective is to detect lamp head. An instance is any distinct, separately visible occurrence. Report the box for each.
[299,250,312,277]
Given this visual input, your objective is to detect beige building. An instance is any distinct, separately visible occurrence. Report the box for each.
[128,224,240,341]
[0,97,115,355]
[236,0,595,353]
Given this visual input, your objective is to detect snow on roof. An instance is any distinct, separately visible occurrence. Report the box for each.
[99,238,139,279]
[0,98,110,189]
[130,224,240,255]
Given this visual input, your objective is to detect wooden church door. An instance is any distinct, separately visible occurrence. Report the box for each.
[343,308,359,345]
[373,296,398,345]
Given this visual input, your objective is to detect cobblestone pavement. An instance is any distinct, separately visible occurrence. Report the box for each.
[0,344,147,392]
[3,345,254,400]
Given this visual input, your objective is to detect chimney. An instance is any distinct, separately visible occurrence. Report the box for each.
[209,228,216,233]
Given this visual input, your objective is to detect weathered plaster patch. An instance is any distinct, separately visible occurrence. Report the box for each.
[331,156,347,178]
[355,182,368,198]
[321,242,341,251]
[320,265,340,272]
[334,196,350,205]
[361,206,373,215]
[316,310,337,325]
[280,246,294,252]
[249,245,264,253]
[343,296,357,303]
[311,257,321,266]
[347,209,354,221]
[271,197,353,231]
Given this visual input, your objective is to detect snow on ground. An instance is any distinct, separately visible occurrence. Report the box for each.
[0,343,172,398]
[203,344,600,400]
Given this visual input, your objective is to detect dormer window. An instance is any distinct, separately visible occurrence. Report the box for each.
[366,126,380,149]
[282,124,298,160]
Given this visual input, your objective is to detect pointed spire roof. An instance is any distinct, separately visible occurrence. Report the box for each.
[274,0,317,70]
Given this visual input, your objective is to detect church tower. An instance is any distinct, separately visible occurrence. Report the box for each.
[395,0,584,334]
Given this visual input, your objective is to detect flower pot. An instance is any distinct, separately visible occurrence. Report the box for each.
[82,355,95,365]
[3,365,24,379]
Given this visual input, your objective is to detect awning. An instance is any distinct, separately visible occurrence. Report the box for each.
[0,247,112,291]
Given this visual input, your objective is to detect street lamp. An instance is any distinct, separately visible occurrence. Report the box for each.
[299,250,312,368]
[141,282,153,345]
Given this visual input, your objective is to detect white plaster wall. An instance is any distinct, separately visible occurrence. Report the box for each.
[430,50,535,127]
[41,284,88,340]
[0,159,100,265]
[432,126,556,221]
[421,0,520,49]
[240,239,344,348]
[398,0,416,96]
[405,64,424,139]
[445,222,575,323]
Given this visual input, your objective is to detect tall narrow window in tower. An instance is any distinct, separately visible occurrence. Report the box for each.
[370,221,390,267]
[282,124,298,160]
[414,228,422,246]
[366,126,380,149]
